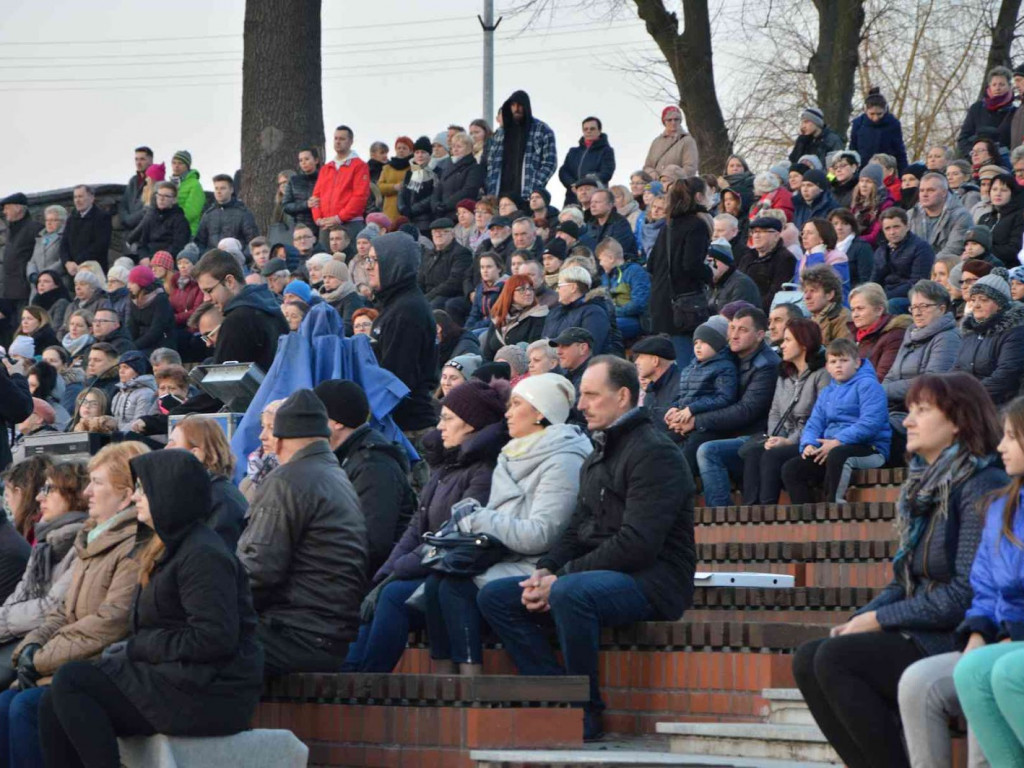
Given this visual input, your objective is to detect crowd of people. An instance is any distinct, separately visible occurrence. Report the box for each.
[0,69,1023,764]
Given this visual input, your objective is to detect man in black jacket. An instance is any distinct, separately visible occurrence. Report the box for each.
[0,360,34,471]
[583,189,637,261]
[91,308,137,355]
[633,334,678,426]
[60,185,112,272]
[126,182,191,262]
[315,380,415,579]
[194,175,259,250]
[736,217,796,313]
[478,356,696,741]
[237,389,367,675]
[419,218,473,309]
[707,239,762,313]
[1,193,42,343]
[118,146,153,233]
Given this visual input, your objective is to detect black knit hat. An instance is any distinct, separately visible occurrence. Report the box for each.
[413,136,432,153]
[314,380,370,429]
[273,389,331,439]
[440,379,508,431]
[801,169,829,191]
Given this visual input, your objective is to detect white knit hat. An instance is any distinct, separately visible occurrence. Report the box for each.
[512,373,577,425]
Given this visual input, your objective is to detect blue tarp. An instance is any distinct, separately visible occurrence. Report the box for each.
[230,302,419,482]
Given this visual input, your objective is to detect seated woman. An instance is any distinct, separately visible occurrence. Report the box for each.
[41,346,84,415]
[69,388,112,434]
[109,351,158,433]
[423,374,591,674]
[481,275,549,361]
[39,449,263,767]
[0,454,51,544]
[848,282,912,381]
[0,462,88,690]
[541,265,611,354]
[435,309,481,362]
[794,218,850,303]
[240,398,285,503]
[954,273,1024,406]
[793,373,1006,768]
[438,354,482,400]
[0,442,148,767]
[60,309,95,370]
[741,318,830,504]
[465,252,508,332]
[345,379,509,673]
[167,417,248,551]
[829,208,875,289]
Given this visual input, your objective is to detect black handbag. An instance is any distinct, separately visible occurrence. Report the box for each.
[418,503,508,577]
[666,221,710,333]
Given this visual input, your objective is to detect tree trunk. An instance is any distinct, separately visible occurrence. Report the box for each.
[634,0,733,174]
[241,0,324,234]
[809,0,865,143]
[981,0,1023,99]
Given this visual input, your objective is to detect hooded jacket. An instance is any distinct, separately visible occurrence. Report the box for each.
[460,424,592,588]
[736,239,798,312]
[908,194,973,260]
[799,359,891,458]
[110,373,158,431]
[372,233,441,431]
[792,186,839,229]
[849,111,909,173]
[194,198,259,250]
[871,231,935,299]
[376,422,506,583]
[333,424,416,579]
[16,507,139,678]
[176,169,205,237]
[433,154,485,218]
[850,313,913,381]
[60,205,112,270]
[537,408,697,621]
[217,284,289,374]
[128,287,175,355]
[209,474,248,552]
[977,182,1024,268]
[98,451,263,736]
[484,91,558,198]
[954,303,1024,405]
[559,133,616,205]
[238,440,367,641]
[127,204,191,261]
[692,341,780,436]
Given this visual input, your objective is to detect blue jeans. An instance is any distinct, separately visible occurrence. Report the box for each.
[616,316,643,343]
[477,571,654,712]
[342,578,426,672]
[696,437,748,507]
[671,334,694,367]
[0,686,45,768]
[424,574,483,664]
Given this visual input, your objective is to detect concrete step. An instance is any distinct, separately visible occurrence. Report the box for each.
[762,688,816,726]
[472,748,837,767]
[656,722,840,764]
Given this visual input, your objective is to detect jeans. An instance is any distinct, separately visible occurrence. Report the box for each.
[670,334,694,367]
[424,574,483,664]
[899,651,988,768]
[954,641,1024,768]
[477,571,654,713]
[781,443,884,503]
[695,437,748,507]
[0,686,45,768]
[342,577,426,672]
[793,632,923,768]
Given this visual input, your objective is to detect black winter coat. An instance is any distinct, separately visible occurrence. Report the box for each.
[281,168,320,231]
[3,216,42,302]
[736,241,797,313]
[60,207,112,270]
[238,441,367,641]
[977,185,1024,268]
[692,341,780,436]
[646,212,712,334]
[710,267,762,313]
[194,199,259,250]
[127,205,191,261]
[100,451,263,735]
[93,325,136,356]
[334,424,416,579]
[432,155,485,218]
[398,171,437,234]
[788,126,845,167]
[119,173,147,231]
[376,423,505,583]
[957,100,1017,157]
[0,516,29,604]
[558,133,616,205]
[872,231,935,299]
[847,238,876,287]
[0,369,32,473]
[954,304,1024,405]
[582,211,638,261]
[419,242,473,302]
[209,474,247,552]
[217,284,289,374]
[326,290,370,337]
[537,409,696,620]
[127,289,176,356]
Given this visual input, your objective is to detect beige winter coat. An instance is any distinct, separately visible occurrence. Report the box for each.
[643,132,700,179]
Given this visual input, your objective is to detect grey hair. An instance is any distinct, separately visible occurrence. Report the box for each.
[921,172,949,191]
[1011,146,1024,165]
[988,65,1013,83]
[306,253,332,268]
[714,213,739,230]
[526,339,559,361]
[43,204,68,222]
[149,348,182,367]
[848,281,888,310]
[753,172,780,196]
[495,345,529,376]
[558,207,585,227]
[512,217,536,234]
[369,141,389,154]
[909,279,951,311]
[927,145,954,161]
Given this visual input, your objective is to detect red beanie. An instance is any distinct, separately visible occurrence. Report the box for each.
[661,105,682,123]
[150,251,175,272]
[128,265,156,288]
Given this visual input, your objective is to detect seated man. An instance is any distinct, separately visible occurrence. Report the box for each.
[871,207,935,314]
[477,356,696,741]
[194,174,259,250]
[768,302,805,354]
[314,379,416,579]
[237,389,367,675]
[633,334,678,424]
[91,308,137,356]
[84,342,122,407]
[549,327,593,397]
[707,238,762,313]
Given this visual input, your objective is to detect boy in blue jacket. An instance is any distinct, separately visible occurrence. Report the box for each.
[665,315,737,430]
[781,337,890,503]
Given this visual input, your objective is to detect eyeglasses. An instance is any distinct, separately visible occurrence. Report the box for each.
[92,318,117,325]
[200,324,222,344]
[513,285,535,293]
[961,277,979,288]
[134,478,145,496]
[200,278,226,296]
[363,257,378,266]
[40,483,55,496]
[909,302,938,313]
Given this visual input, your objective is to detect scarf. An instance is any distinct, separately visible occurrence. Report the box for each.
[502,428,547,459]
[855,315,887,343]
[246,447,279,489]
[62,332,93,357]
[30,511,88,594]
[407,163,435,194]
[132,286,163,310]
[893,444,986,595]
[320,280,357,303]
[35,286,69,312]
[388,156,411,172]
[984,88,1013,112]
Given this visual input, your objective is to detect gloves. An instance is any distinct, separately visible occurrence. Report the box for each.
[359,575,397,624]
[101,641,128,661]
[15,644,41,691]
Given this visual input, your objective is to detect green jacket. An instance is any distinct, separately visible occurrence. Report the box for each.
[176,169,204,236]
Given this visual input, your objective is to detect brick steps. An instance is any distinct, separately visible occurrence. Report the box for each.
[697,540,896,588]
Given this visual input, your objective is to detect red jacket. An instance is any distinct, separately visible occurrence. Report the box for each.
[312,155,371,223]
[169,278,202,327]
[750,186,794,224]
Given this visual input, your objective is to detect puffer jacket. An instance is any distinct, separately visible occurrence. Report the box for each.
[849,111,909,173]
[238,441,367,642]
[110,374,158,431]
[15,508,140,679]
[908,195,973,260]
[0,511,87,643]
[883,313,962,406]
[871,231,935,299]
[542,295,611,355]
[799,359,891,459]
[537,408,697,621]
[673,349,738,415]
[459,424,592,588]
[850,313,914,381]
[692,341,780,436]
[959,489,1024,642]
[954,304,1024,405]
[858,460,1008,656]
[601,261,651,323]
[281,167,320,230]
[376,422,507,584]
[559,133,616,205]
[788,125,845,167]
[977,182,1024,268]
[766,354,830,441]
[194,199,259,250]
[176,169,205,236]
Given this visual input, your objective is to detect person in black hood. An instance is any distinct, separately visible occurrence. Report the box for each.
[977,172,1024,267]
[485,90,558,200]
[281,147,322,236]
[39,450,263,766]
[315,380,415,579]
[899,163,926,210]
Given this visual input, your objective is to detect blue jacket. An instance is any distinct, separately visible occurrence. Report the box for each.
[542,296,611,354]
[558,133,616,205]
[961,490,1024,642]
[692,341,780,436]
[799,359,891,458]
[673,349,738,415]
[793,188,839,229]
[871,231,935,300]
[583,211,638,261]
[849,112,908,174]
[600,262,651,321]
[465,279,505,331]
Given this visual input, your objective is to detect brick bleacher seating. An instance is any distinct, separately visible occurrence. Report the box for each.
[259,470,906,765]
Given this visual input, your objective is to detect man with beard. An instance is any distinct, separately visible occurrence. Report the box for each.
[484,90,557,200]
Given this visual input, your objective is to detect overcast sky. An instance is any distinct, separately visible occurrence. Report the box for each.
[0,0,755,201]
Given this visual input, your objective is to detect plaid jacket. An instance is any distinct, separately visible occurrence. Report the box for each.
[484,119,557,198]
